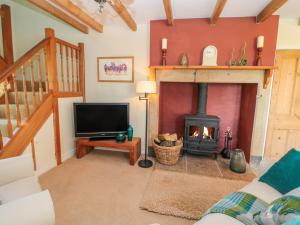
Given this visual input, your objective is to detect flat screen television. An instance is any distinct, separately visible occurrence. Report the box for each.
[73,103,129,138]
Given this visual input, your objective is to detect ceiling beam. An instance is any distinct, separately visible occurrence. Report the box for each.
[163,0,173,25]
[109,0,137,31]
[50,0,103,32]
[28,0,89,34]
[257,0,288,23]
[210,0,227,25]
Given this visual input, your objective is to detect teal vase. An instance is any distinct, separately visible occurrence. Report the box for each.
[230,148,247,173]
[127,125,133,141]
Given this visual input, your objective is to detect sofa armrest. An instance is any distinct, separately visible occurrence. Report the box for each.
[0,190,55,225]
[0,154,35,186]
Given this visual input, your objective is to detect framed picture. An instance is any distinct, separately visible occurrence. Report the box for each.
[97,56,134,83]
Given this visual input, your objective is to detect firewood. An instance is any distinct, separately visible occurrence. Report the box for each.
[158,133,170,141]
[154,138,161,145]
[167,133,177,141]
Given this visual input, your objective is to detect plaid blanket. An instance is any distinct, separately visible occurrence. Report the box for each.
[203,192,269,225]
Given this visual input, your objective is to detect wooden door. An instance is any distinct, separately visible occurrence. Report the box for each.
[265,50,300,159]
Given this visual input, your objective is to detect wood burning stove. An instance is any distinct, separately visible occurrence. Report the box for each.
[183,83,220,157]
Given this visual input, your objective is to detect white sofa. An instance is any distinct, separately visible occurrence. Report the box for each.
[194,160,280,225]
[0,154,55,225]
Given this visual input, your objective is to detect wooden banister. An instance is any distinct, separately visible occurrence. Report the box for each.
[0,27,85,162]
[0,38,50,82]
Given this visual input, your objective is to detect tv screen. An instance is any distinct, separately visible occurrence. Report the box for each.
[74,103,129,137]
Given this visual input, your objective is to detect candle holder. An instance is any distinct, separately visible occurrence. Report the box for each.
[161,49,167,66]
[256,47,263,66]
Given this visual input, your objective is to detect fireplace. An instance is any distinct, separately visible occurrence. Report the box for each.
[183,83,220,157]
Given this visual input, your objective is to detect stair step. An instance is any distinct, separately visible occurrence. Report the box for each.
[0,104,35,120]
[0,119,18,137]
[8,92,43,105]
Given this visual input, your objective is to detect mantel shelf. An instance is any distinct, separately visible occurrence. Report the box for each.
[149,65,276,70]
[149,65,276,89]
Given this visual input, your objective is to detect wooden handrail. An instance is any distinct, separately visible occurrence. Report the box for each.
[0,38,50,82]
[56,38,80,50]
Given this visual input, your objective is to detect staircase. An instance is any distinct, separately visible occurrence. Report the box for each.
[0,27,85,167]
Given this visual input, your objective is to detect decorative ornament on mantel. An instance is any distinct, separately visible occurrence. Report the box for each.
[237,41,248,66]
[202,45,218,66]
[256,35,264,66]
[179,53,189,66]
[228,48,236,66]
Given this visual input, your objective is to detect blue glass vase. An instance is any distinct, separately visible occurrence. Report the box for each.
[127,125,133,141]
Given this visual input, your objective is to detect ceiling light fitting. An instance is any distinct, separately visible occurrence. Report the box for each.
[94,0,112,13]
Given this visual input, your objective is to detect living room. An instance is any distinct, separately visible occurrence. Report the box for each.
[0,0,300,225]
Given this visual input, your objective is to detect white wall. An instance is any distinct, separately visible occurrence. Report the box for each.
[277,18,300,49]
[59,97,83,161]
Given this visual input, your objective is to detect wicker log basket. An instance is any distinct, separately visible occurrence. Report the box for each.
[153,134,183,165]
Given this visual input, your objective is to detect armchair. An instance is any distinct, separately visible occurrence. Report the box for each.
[0,154,55,225]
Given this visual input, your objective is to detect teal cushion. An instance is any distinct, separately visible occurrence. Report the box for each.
[283,219,300,225]
[259,149,300,194]
[253,195,300,225]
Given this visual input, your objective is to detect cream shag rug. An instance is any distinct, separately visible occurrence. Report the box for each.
[140,169,249,220]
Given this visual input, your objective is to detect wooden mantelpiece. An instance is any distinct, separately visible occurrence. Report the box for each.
[149,65,276,89]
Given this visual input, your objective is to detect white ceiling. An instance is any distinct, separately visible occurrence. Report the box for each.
[72,0,299,25]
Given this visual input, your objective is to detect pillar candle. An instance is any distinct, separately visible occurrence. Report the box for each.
[162,38,167,50]
[257,35,264,48]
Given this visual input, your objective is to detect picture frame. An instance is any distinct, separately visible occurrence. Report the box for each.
[97,56,134,83]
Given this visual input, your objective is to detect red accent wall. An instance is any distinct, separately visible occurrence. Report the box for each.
[159,83,242,150]
[150,17,279,66]
[152,17,279,158]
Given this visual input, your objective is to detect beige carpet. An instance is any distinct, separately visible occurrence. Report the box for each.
[140,169,249,220]
[40,150,194,225]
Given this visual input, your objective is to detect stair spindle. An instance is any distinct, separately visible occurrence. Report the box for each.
[12,73,22,127]
[59,44,65,92]
[4,80,13,138]
[31,139,37,171]
[29,60,37,109]
[0,130,3,151]
[66,46,71,92]
[21,65,30,118]
[36,53,44,101]
[43,50,50,93]
[71,48,75,92]
[76,49,80,92]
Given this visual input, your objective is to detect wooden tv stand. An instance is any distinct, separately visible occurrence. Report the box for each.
[75,137,141,166]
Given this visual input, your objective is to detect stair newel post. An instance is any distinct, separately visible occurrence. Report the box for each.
[4,79,13,138]
[29,59,37,109]
[21,65,30,118]
[44,28,62,165]
[12,73,22,127]
[78,43,85,102]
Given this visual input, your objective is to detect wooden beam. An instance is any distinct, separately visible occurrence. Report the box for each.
[28,0,89,34]
[210,0,227,25]
[163,0,173,25]
[109,0,137,31]
[257,0,288,23]
[50,0,103,32]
